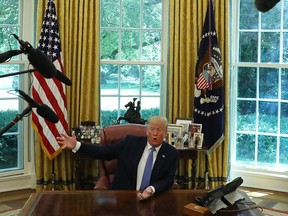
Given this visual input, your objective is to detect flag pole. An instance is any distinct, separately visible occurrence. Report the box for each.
[204,0,213,190]
[205,154,209,189]
[51,159,55,191]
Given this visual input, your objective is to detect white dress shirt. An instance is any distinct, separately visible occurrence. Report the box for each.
[136,142,161,191]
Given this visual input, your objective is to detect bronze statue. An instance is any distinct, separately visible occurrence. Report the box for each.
[117,98,147,125]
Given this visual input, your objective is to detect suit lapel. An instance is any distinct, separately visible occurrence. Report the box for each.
[131,137,147,173]
[152,142,167,176]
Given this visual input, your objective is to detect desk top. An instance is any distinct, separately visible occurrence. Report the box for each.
[19,190,263,216]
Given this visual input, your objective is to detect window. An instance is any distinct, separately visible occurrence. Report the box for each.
[100,0,168,127]
[0,0,24,173]
[0,0,35,190]
[230,0,288,174]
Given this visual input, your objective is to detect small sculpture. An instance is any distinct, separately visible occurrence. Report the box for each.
[117,98,147,125]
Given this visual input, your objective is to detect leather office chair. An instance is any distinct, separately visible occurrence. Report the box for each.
[94,124,179,190]
[95,124,147,189]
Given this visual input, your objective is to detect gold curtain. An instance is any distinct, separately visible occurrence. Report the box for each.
[35,0,100,191]
[169,0,229,189]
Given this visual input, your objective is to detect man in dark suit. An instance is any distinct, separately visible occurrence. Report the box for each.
[57,116,179,200]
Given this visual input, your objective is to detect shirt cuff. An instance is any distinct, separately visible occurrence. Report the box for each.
[72,141,81,153]
[149,186,155,194]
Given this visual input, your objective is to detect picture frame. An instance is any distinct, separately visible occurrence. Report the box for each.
[175,118,193,125]
[174,137,184,149]
[188,123,202,142]
[193,132,204,149]
[165,131,172,145]
[188,123,202,135]
[175,118,193,133]
[167,124,183,145]
[179,123,190,132]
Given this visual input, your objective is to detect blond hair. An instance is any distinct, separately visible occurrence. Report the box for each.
[147,116,168,128]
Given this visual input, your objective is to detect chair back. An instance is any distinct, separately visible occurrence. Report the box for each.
[96,124,147,189]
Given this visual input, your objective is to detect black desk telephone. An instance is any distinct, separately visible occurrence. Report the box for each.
[195,177,244,207]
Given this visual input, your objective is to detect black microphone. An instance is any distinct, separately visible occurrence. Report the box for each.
[254,0,280,12]
[12,34,57,78]
[55,70,72,86]
[0,50,23,63]
[17,89,59,123]
[12,34,72,86]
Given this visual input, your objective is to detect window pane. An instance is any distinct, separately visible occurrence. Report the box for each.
[258,101,278,133]
[280,137,288,168]
[0,27,19,54]
[0,134,20,170]
[100,30,119,60]
[0,64,21,78]
[0,108,19,133]
[239,0,258,29]
[236,133,255,165]
[239,32,258,62]
[100,0,119,27]
[122,0,140,28]
[258,135,277,167]
[143,0,162,28]
[237,67,256,98]
[121,30,140,60]
[259,68,278,99]
[280,103,288,134]
[142,30,161,61]
[261,32,280,63]
[0,77,14,92]
[283,33,288,63]
[261,5,281,29]
[100,96,119,127]
[142,65,160,96]
[0,0,19,25]
[281,69,288,100]
[284,0,288,29]
[100,64,119,95]
[120,65,139,96]
[140,97,160,119]
[237,100,256,131]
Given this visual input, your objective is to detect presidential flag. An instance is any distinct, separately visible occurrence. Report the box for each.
[194,0,224,150]
[32,0,68,160]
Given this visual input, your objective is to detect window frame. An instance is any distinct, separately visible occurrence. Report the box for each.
[229,0,288,191]
[99,0,169,125]
[0,0,36,192]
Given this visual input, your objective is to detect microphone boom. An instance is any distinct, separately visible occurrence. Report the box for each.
[0,50,23,63]
[17,89,59,123]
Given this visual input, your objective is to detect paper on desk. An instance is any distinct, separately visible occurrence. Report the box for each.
[207,190,245,214]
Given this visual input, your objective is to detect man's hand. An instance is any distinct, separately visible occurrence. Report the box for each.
[56,131,77,150]
[137,186,154,201]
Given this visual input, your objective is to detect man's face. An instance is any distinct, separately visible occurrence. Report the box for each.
[146,123,167,147]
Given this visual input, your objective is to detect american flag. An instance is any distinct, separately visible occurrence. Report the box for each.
[197,70,211,90]
[32,0,68,160]
[193,0,224,150]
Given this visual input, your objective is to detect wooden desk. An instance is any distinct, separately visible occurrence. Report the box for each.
[19,190,263,216]
[74,148,198,190]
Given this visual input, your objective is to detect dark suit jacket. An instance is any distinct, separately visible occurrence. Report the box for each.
[78,135,179,195]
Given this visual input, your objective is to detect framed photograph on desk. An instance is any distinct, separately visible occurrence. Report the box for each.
[175,118,193,125]
[167,124,183,145]
[175,118,193,133]
[193,132,204,149]
[165,131,172,144]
